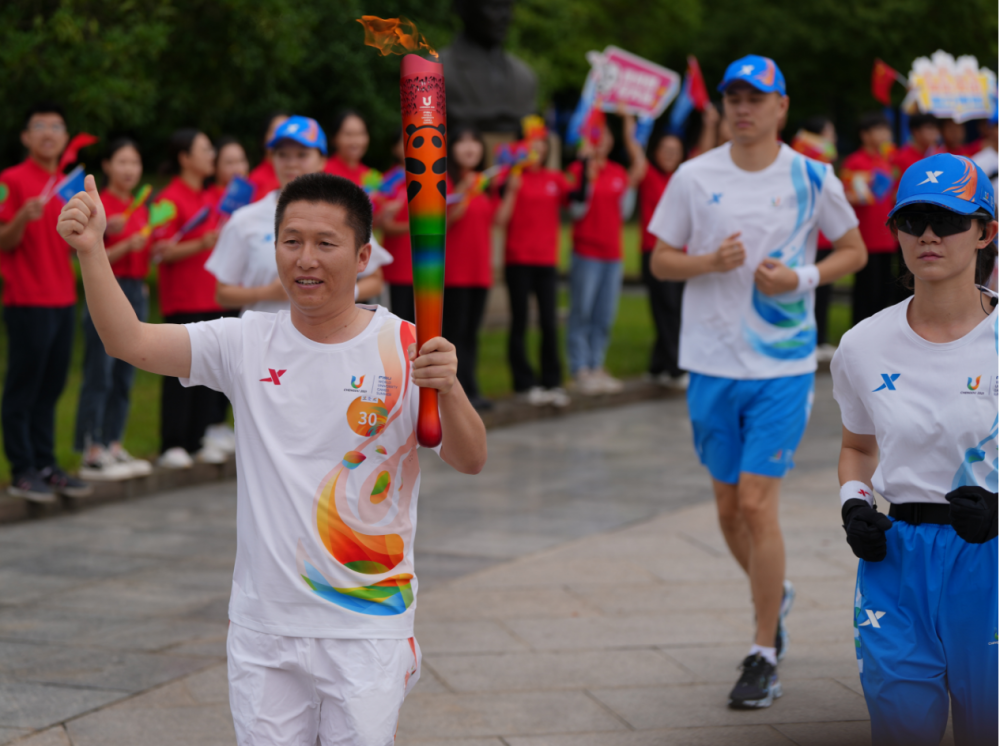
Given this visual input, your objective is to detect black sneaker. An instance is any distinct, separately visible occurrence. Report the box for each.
[8,469,57,503]
[729,654,782,709]
[39,466,93,498]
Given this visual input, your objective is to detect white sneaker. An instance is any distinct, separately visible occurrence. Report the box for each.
[110,446,153,477]
[815,344,836,363]
[547,387,571,408]
[664,373,689,391]
[594,368,624,394]
[195,444,228,465]
[204,424,236,454]
[574,369,603,396]
[79,448,134,482]
[527,387,551,406]
[158,447,194,470]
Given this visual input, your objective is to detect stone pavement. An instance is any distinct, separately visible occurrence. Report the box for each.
[0,376,954,745]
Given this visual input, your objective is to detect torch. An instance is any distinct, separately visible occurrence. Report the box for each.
[400,54,446,447]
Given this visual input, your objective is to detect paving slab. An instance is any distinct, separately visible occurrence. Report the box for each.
[502,725,795,746]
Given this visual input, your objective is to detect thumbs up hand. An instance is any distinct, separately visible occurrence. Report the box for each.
[57,174,107,254]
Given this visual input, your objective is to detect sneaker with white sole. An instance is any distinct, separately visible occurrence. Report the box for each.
[729,654,782,709]
[526,386,551,406]
[195,444,228,465]
[8,469,57,503]
[547,387,571,408]
[79,448,134,482]
[158,447,194,470]
[573,369,603,396]
[815,343,836,363]
[110,447,153,477]
[40,466,94,498]
[593,369,624,394]
[203,424,236,454]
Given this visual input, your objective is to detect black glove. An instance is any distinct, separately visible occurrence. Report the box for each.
[945,486,998,544]
[842,498,893,562]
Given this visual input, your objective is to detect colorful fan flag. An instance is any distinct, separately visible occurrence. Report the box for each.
[668,56,709,136]
[843,167,895,205]
[58,133,99,172]
[141,199,178,238]
[521,114,547,141]
[121,184,153,220]
[217,176,255,216]
[790,130,837,163]
[377,166,406,197]
[872,59,904,106]
[50,165,85,205]
[169,205,211,243]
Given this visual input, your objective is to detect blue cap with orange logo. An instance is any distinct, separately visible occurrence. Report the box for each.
[267,116,328,156]
[717,55,786,96]
[889,153,996,219]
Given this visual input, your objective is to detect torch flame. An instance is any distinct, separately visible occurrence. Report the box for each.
[357,16,438,59]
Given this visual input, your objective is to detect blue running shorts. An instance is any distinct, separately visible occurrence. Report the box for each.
[686,372,814,485]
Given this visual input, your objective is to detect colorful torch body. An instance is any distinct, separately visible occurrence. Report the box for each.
[400,54,447,447]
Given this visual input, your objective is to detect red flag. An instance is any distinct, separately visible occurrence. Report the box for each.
[58,133,99,172]
[687,56,709,112]
[871,59,898,106]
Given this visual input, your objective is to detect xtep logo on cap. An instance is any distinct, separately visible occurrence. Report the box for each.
[872,373,900,392]
[917,170,943,185]
[260,368,287,385]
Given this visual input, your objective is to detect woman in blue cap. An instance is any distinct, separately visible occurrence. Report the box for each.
[832,152,998,746]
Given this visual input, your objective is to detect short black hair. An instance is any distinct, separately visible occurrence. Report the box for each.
[329,109,367,145]
[799,116,831,136]
[908,112,939,133]
[24,101,65,129]
[165,128,202,175]
[275,173,372,250]
[858,111,891,135]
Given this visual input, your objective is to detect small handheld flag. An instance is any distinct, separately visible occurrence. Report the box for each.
[121,185,153,220]
[58,133,99,173]
[872,59,906,106]
[141,200,178,238]
[168,206,211,244]
[217,176,255,216]
[46,165,85,205]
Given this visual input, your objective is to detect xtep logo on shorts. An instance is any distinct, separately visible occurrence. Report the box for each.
[968,376,982,391]
[260,369,286,385]
[351,375,365,389]
[859,610,886,628]
[872,374,900,392]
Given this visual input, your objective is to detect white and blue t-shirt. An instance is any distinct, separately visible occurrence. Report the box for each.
[648,143,858,379]
[832,299,998,504]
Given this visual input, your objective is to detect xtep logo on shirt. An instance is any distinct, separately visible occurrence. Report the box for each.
[872,373,900,392]
[968,376,982,391]
[351,375,365,389]
[260,369,287,385]
[918,170,944,185]
[708,192,723,205]
[859,610,886,628]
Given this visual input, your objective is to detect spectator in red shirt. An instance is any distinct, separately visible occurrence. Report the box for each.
[494,126,570,407]
[75,138,154,481]
[566,115,646,395]
[150,128,231,469]
[891,113,942,175]
[0,102,92,502]
[207,136,250,209]
[377,130,414,323]
[637,131,686,389]
[444,125,497,411]
[842,112,900,324]
[941,118,981,156]
[247,112,289,202]
[324,110,373,185]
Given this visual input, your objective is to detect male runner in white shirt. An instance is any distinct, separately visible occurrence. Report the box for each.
[57,171,487,744]
[207,116,391,314]
[649,55,867,708]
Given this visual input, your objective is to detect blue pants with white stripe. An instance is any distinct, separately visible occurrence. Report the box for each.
[854,518,998,746]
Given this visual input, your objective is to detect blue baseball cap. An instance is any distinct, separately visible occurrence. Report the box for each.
[889,153,996,219]
[718,55,786,96]
[267,116,328,156]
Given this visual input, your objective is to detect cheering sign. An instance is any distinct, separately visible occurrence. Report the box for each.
[908,51,997,123]
[592,47,681,119]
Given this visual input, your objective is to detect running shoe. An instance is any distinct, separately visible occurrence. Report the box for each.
[8,469,57,503]
[729,654,782,709]
[776,579,795,662]
[547,387,571,408]
[158,447,194,470]
[526,386,551,406]
[195,444,229,465]
[39,466,94,498]
[110,446,153,477]
[203,424,236,454]
[593,368,624,394]
[80,448,134,481]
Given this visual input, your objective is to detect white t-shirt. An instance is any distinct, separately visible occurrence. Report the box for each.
[971,145,999,194]
[206,190,394,314]
[832,298,998,504]
[648,143,858,379]
[182,306,438,638]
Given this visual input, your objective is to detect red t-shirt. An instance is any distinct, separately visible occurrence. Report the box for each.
[949,139,982,157]
[0,158,77,307]
[324,155,371,186]
[101,190,151,280]
[248,160,280,202]
[382,197,412,286]
[569,160,629,261]
[638,166,672,253]
[890,143,942,178]
[504,168,569,266]
[153,177,221,316]
[842,148,897,253]
[445,176,496,288]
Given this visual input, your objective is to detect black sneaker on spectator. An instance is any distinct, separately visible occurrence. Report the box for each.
[729,654,782,709]
[39,466,94,498]
[8,469,57,503]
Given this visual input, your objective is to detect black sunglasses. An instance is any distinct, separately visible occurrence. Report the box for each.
[891,207,980,238]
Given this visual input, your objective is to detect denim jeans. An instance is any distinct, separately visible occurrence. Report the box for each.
[2,304,75,475]
[74,278,148,451]
[566,253,622,375]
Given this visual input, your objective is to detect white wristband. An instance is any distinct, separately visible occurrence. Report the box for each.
[794,265,821,293]
[840,480,875,507]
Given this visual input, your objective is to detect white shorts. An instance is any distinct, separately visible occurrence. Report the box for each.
[227,622,421,746]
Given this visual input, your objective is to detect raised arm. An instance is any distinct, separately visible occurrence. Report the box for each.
[622,113,648,188]
[493,172,520,229]
[57,175,192,377]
